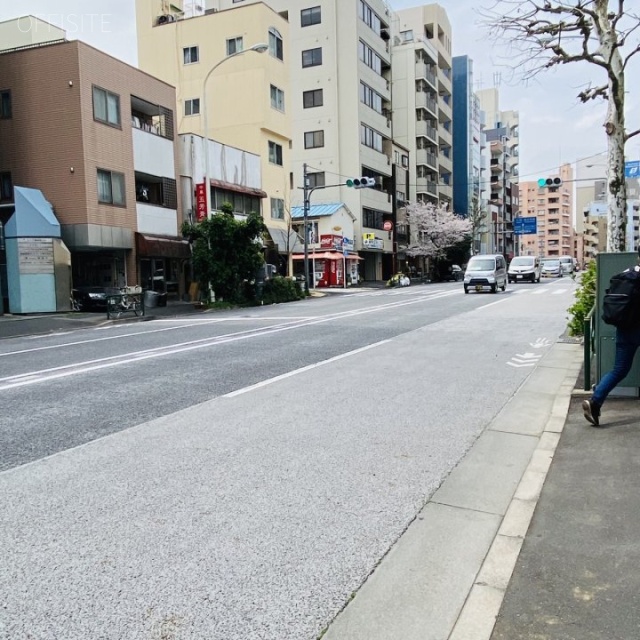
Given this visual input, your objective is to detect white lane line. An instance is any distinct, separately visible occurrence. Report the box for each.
[224,340,391,398]
[153,316,316,322]
[532,289,551,295]
[476,297,510,310]
[0,291,458,389]
[0,317,248,358]
[552,289,568,295]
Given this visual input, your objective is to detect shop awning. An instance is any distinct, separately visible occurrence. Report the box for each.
[136,233,191,259]
[292,252,363,260]
[209,178,267,199]
[266,227,304,253]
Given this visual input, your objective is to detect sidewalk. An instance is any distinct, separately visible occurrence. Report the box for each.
[491,393,640,640]
[0,300,204,340]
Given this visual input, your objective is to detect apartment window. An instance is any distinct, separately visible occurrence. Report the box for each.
[360,124,383,152]
[304,130,324,149]
[97,169,125,206]
[93,86,121,127]
[303,89,323,108]
[307,172,325,188]
[271,197,285,220]
[270,85,285,111]
[358,0,382,34]
[360,82,383,113]
[301,6,321,27]
[0,172,12,201]
[269,27,283,61]
[183,46,199,64]
[358,40,382,75]
[401,154,409,167]
[135,174,177,209]
[226,37,243,55]
[400,30,413,42]
[363,207,384,229]
[268,141,283,166]
[302,47,322,68]
[0,90,11,119]
[184,98,200,116]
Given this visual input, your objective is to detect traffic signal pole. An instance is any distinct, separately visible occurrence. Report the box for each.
[301,165,369,294]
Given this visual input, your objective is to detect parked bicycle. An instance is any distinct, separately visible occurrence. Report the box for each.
[106,286,144,319]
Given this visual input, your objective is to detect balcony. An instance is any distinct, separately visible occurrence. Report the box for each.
[416,176,438,195]
[416,148,438,170]
[415,61,437,88]
[416,92,438,116]
[416,120,438,143]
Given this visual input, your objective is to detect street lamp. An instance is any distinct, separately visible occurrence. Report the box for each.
[202,42,268,220]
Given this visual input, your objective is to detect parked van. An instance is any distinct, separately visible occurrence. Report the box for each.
[463,254,507,294]
[559,256,575,275]
[508,256,541,283]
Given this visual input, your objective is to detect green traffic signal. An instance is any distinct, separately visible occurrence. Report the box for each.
[537,177,562,188]
[346,179,355,187]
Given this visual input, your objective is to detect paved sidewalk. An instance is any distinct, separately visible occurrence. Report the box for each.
[491,393,640,640]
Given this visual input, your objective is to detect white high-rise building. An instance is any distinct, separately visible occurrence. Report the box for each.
[391,4,453,209]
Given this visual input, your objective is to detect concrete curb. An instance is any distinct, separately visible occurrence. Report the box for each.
[447,345,582,640]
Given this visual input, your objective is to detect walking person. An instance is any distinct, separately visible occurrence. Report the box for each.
[583,260,640,427]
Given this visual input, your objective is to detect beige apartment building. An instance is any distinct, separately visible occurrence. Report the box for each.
[0,31,188,297]
[392,4,453,209]
[139,0,402,281]
[520,163,574,258]
[135,0,292,269]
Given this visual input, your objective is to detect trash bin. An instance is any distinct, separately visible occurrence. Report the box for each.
[144,290,159,308]
[156,292,167,307]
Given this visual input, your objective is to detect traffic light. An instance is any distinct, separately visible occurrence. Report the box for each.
[537,177,562,188]
[346,177,376,189]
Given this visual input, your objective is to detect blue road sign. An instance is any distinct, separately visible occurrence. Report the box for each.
[513,217,537,235]
[626,160,640,178]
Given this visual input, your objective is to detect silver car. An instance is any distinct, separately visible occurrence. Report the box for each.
[463,254,508,293]
[541,258,563,278]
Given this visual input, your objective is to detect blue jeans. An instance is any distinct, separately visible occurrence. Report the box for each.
[593,326,640,405]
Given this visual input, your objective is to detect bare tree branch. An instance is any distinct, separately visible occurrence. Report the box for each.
[626,128,640,141]
[480,0,638,252]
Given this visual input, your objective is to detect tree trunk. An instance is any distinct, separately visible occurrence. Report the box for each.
[596,0,628,251]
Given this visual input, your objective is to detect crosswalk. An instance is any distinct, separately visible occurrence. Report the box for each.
[341,285,573,298]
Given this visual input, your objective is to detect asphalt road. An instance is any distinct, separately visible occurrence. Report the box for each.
[0,279,577,640]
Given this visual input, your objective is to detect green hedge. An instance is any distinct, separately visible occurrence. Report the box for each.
[260,276,305,304]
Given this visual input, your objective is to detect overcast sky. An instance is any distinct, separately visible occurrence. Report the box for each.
[2,0,639,182]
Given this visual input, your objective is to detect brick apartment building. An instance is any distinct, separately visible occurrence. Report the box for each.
[0,31,189,308]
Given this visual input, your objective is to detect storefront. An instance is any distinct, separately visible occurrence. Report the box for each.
[135,233,191,300]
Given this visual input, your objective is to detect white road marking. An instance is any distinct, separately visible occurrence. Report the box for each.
[224,340,391,398]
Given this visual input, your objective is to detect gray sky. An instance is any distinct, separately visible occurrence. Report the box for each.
[2,0,638,182]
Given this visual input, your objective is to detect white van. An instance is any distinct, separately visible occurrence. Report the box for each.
[508,256,541,283]
[559,256,575,275]
[463,254,507,294]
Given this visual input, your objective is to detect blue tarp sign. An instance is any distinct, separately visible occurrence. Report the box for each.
[513,217,537,235]
[625,160,640,178]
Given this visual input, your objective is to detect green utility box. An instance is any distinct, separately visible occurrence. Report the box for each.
[595,252,640,393]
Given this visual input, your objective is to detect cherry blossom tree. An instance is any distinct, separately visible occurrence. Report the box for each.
[405,202,472,259]
[481,0,640,252]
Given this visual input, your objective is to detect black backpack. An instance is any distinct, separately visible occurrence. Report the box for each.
[602,269,640,329]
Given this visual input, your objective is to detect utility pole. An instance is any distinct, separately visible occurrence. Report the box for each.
[302,163,310,295]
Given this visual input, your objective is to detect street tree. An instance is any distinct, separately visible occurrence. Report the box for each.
[481,0,640,252]
[182,202,266,303]
[405,202,472,260]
